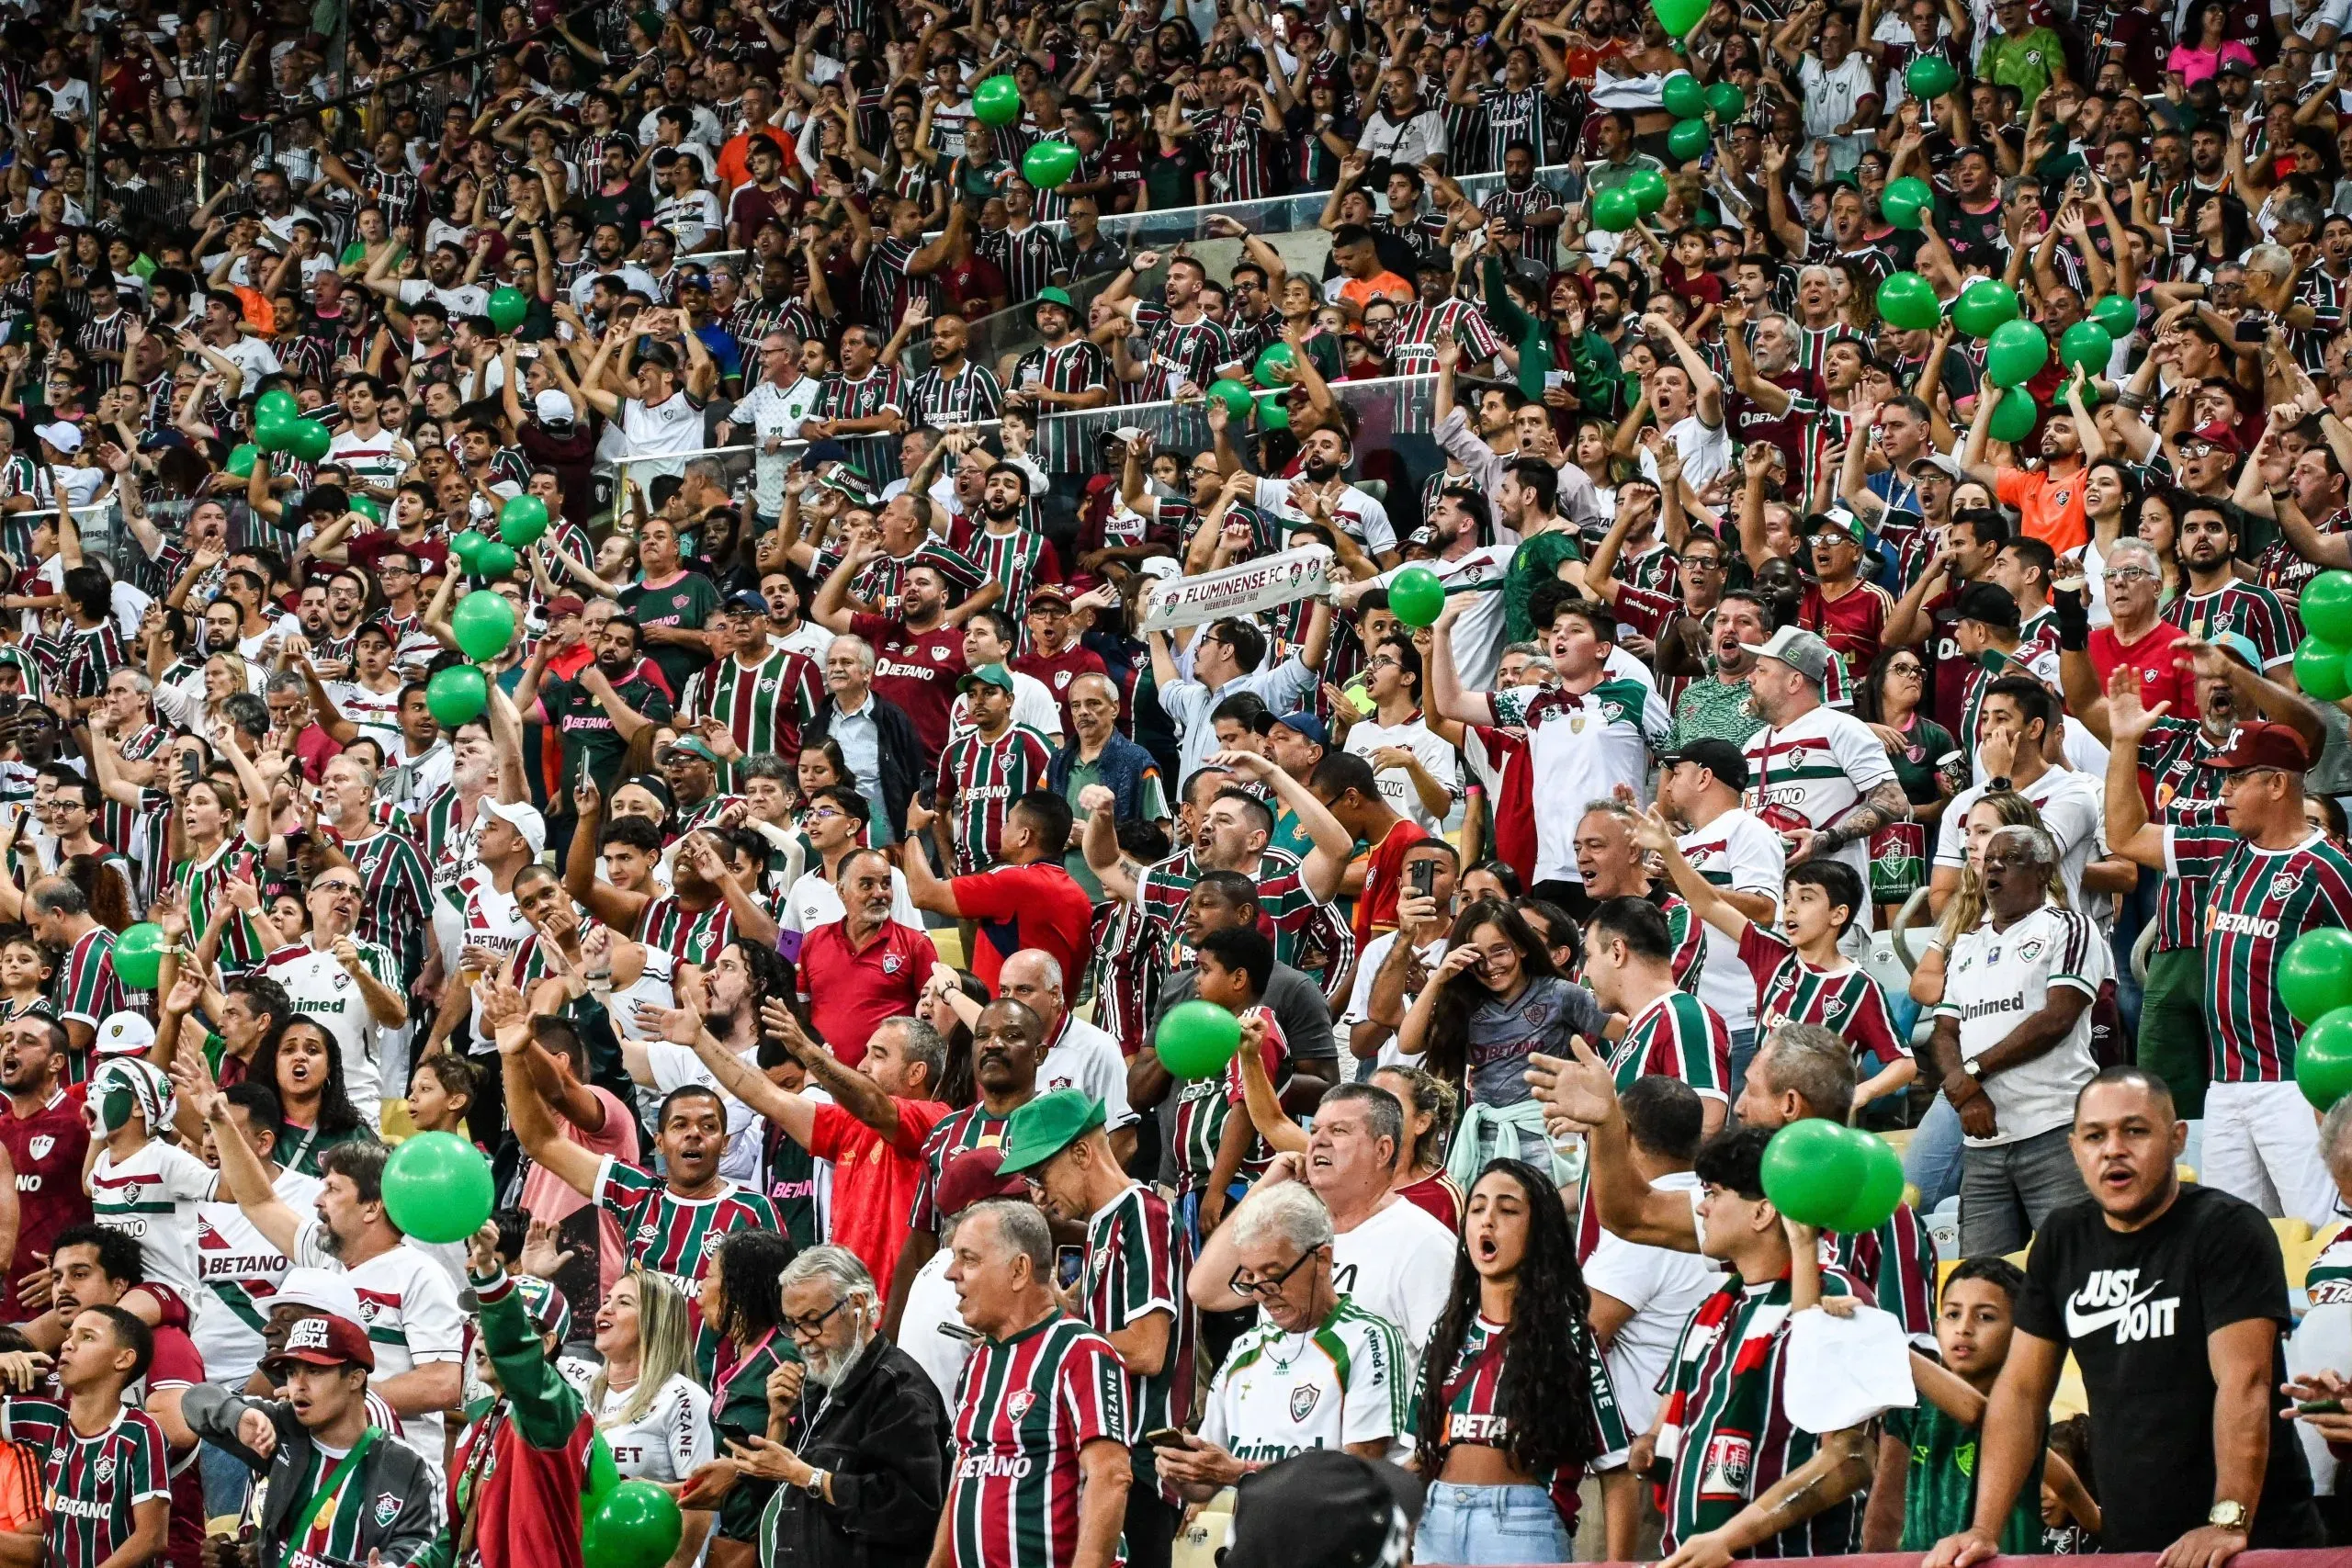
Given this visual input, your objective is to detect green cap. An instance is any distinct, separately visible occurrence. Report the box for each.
[996,1089,1107,1175]
[1034,286,1075,312]
[957,662,1017,696]
[663,737,719,765]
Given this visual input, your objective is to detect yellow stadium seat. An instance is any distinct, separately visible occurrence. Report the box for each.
[2052,1354,2088,1421]
[934,928,967,970]
[2274,1217,2314,1248]
[379,1100,417,1142]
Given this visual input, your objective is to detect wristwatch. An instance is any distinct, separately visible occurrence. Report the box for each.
[1962,1058,1986,1081]
[803,1469,831,1500]
[2208,1501,2251,1532]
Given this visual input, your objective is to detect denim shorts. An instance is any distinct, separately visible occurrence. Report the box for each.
[1414,1482,1571,1565]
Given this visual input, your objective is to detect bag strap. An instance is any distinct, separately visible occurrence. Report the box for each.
[276,1427,380,1568]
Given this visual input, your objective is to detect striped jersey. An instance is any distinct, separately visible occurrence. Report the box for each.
[1197,1294,1408,1462]
[978,223,1071,303]
[1658,1269,1862,1557]
[53,928,123,1045]
[860,236,941,328]
[1740,706,1898,903]
[947,1314,1128,1568]
[815,367,906,424]
[2306,1225,2352,1306]
[909,1105,1013,1233]
[99,727,172,873]
[937,723,1055,875]
[1172,1008,1289,1196]
[636,895,735,968]
[1606,990,1731,1102]
[340,829,433,977]
[1430,1314,1625,1508]
[967,525,1057,614]
[681,649,822,762]
[2164,822,2352,1082]
[2162,581,2301,671]
[1735,926,1904,1077]
[90,1138,220,1303]
[173,834,272,973]
[1823,1201,1939,1345]
[594,1156,780,1301]
[2142,726,2233,949]
[1128,306,1235,403]
[1189,106,1273,200]
[1387,298,1505,377]
[1080,1183,1193,1489]
[1,1402,169,1568]
[1009,340,1110,398]
[908,361,1006,426]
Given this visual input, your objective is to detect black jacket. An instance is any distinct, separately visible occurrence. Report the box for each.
[805,691,924,843]
[757,1336,950,1568]
[184,1383,443,1568]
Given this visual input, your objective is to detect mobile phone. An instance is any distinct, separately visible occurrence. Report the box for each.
[181,751,200,785]
[1056,1245,1085,1289]
[1408,858,1437,899]
[1144,1427,1191,1449]
[935,1320,982,1343]
[2234,316,2267,344]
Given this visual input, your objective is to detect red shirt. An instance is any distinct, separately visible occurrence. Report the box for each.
[2088,619,2199,724]
[147,1325,207,1568]
[850,611,967,763]
[0,1089,89,1322]
[1798,580,1894,678]
[1352,818,1433,947]
[1396,1168,1464,1231]
[808,1098,950,1289]
[1012,644,1113,736]
[950,862,1096,992]
[347,528,451,581]
[797,919,938,1067]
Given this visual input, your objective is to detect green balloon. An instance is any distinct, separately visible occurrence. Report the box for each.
[1652,0,1709,38]
[2297,636,2352,702]
[1952,279,2021,338]
[2303,570,2352,645]
[1154,999,1241,1078]
[1759,1119,1870,1229]
[1984,319,2049,387]
[424,664,490,729]
[1207,378,1256,417]
[486,285,530,334]
[971,73,1022,126]
[1591,185,1642,233]
[1624,168,1668,216]
[498,493,550,547]
[112,923,167,991]
[254,387,300,426]
[283,418,331,464]
[1256,392,1289,430]
[1880,175,1933,231]
[2088,293,2139,341]
[255,415,298,455]
[1661,72,1707,119]
[471,540,518,580]
[1875,271,1940,333]
[1252,341,1297,389]
[587,1482,684,1568]
[1705,80,1747,119]
[380,1131,495,1243]
[226,444,260,479]
[1022,140,1080,189]
[1667,118,1712,162]
[350,495,383,524]
[581,1431,621,1529]
[1390,564,1446,628]
[1986,391,2037,444]
[2283,929,2352,1026]
[2300,1007,2352,1111]
[1831,1133,1907,1234]
[452,590,518,660]
[452,529,490,570]
[2058,319,2113,373]
[1905,52,1959,101]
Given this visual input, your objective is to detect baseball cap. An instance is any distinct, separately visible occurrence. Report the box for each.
[1026,583,1073,608]
[1907,452,1962,480]
[1739,626,1834,685]
[1253,709,1330,749]
[2208,722,2311,773]
[956,662,1017,696]
[1659,737,1750,790]
[2187,421,2243,456]
[480,798,548,857]
[534,389,575,423]
[1954,580,2022,632]
[723,589,771,615]
[934,1145,1027,1216]
[2207,630,2264,671]
[274,1269,364,1323]
[265,1312,376,1373]
[995,1089,1108,1175]
[2219,55,2254,74]
[663,737,720,766]
[1223,1450,1425,1568]
[1801,511,1865,546]
[95,1012,156,1059]
[544,594,586,619]
[34,422,81,454]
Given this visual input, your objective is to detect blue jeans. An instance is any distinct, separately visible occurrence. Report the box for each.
[199,1438,253,1519]
[1726,1028,1758,1109]
[1415,1482,1570,1565]
[1906,1093,1964,1213]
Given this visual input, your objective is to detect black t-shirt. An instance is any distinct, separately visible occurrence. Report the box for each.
[539,670,675,804]
[2015,1184,2313,1551]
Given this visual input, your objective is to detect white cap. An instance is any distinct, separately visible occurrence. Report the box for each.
[34,422,80,455]
[534,389,576,424]
[481,797,548,857]
[95,1012,156,1058]
[273,1268,364,1322]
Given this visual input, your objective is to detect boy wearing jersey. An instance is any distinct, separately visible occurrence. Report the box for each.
[0,1013,88,1325]
[1162,1180,1407,1491]
[88,1057,218,1306]
[0,1303,170,1568]
[182,1311,441,1568]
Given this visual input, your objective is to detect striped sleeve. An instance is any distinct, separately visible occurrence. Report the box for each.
[127,1411,169,1503]
[2048,909,2101,994]
[1057,1333,1127,1449]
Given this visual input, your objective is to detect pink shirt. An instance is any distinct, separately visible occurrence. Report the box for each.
[521,1084,639,1294]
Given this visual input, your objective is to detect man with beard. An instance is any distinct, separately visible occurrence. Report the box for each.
[814,551,971,766]
[903,309,1004,427]
[364,237,489,320]
[624,937,787,1189]
[413,705,526,912]
[962,466,1057,619]
[1336,484,1516,690]
[517,613,673,814]
[1102,251,1242,403]
[2154,504,2299,676]
[2236,435,2352,600]
[742,1247,950,1568]
[1005,286,1113,413]
[1887,508,2017,742]
[1962,384,2100,555]
[1720,299,1829,491]
[189,1084,466,1470]
[0,1015,63,1323]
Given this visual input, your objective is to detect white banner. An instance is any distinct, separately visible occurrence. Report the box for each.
[1137,545,1335,632]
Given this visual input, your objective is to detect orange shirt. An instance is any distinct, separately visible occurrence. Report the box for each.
[1336,271,1415,310]
[1995,461,2089,554]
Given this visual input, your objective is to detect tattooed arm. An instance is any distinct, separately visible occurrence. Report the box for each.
[1803,778,1913,863]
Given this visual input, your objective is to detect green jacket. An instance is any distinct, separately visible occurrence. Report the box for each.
[1480,254,1625,414]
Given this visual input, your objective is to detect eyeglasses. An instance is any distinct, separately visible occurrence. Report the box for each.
[2103,567,2155,583]
[1889,661,1926,677]
[1227,1247,1317,1300]
[783,1298,849,1339]
[803,806,846,821]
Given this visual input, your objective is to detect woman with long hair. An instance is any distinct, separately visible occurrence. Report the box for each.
[2134,487,2188,604]
[250,1015,368,1177]
[1398,898,1608,1183]
[1374,1064,1464,1230]
[1414,1159,1606,1564]
[695,1229,798,1568]
[1852,649,1961,919]
[593,1268,717,1564]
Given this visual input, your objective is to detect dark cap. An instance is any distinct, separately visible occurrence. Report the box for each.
[1224,1450,1425,1568]
[1660,737,1749,790]
[2219,55,2254,74]
[723,589,771,615]
[2208,721,2311,773]
[265,1312,376,1373]
[934,1145,1026,1215]
[1954,581,2021,633]
[1252,709,1329,749]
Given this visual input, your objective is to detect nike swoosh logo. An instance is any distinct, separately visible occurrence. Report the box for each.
[2064,1283,2159,1339]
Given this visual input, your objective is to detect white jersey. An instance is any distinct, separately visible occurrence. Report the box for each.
[327,428,406,492]
[1580,1168,1723,1439]
[1934,902,2111,1147]
[1250,477,1398,557]
[898,1246,971,1408]
[597,1373,713,1483]
[641,1039,765,1186]
[1368,546,1516,692]
[1342,714,1461,835]
[265,938,401,1128]
[1038,1016,1136,1133]
[1935,769,2104,911]
[294,1222,469,1467]
[1677,808,1788,1035]
[1200,1296,1410,1464]
[91,1138,220,1304]
[328,679,404,750]
[1741,704,1898,926]
[193,1168,325,1386]
[1329,1196,1454,1358]
[1491,677,1673,886]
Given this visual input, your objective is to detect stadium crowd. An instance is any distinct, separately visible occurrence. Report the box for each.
[7,0,2352,1562]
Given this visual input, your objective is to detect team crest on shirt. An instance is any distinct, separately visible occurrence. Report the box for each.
[27,1136,51,1161]
[1290,1382,1321,1422]
[1824,996,1846,1017]
[1600,700,1625,724]
[374,1493,401,1527]
[758,679,777,694]
[95,1456,115,1483]
[932,647,952,660]
[1568,713,1588,735]
[1521,1002,1552,1027]
[2273,874,2301,902]
[2018,937,2047,964]
[334,971,352,991]
[1006,1391,1036,1420]
[882,953,903,975]
[1054,671,1071,689]
[637,1224,658,1243]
